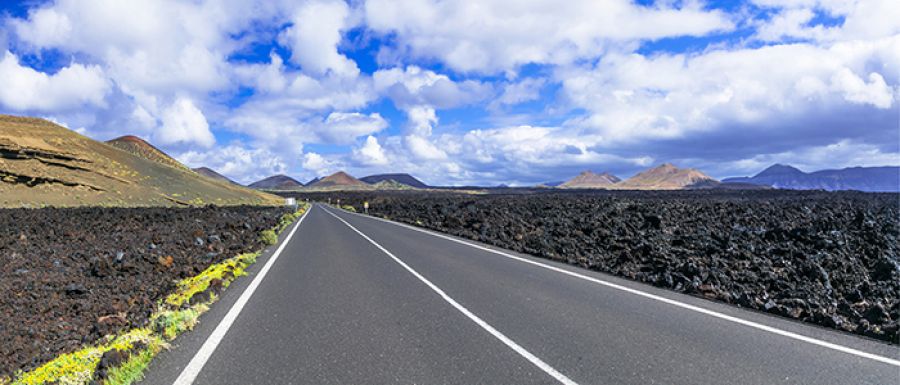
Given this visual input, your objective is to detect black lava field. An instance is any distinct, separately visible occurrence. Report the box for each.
[306,190,900,343]
[0,206,289,377]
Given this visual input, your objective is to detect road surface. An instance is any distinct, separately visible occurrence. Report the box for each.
[142,204,899,384]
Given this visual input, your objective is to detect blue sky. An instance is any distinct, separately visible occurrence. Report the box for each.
[0,0,897,185]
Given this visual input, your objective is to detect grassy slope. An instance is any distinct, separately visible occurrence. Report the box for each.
[0,115,281,207]
[106,136,190,172]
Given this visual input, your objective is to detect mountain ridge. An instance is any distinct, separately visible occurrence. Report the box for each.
[723,164,899,192]
[360,173,428,188]
[615,163,718,190]
[559,170,621,189]
[249,174,303,190]
[0,114,281,207]
[193,167,240,185]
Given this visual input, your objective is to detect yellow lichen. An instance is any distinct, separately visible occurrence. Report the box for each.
[10,203,308,385]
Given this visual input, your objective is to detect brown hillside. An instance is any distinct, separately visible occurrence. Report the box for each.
[309,171,368,188]
[106,135,188,171]
[615,163,717,190]
[193,166,240,185]
[0,115,281,207]
[560,171,621,189]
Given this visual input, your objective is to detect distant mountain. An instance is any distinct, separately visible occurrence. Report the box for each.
[249,175,303,190]
[372,180,416,190]
[360,173,428,188]
[560,171,621,189]
[723,164,900,192]
[0,114,281,207]
[308,171,367,188]
[541,181,565,187]
[106,135,188,171]
[616,163,717,190]
[306,177,321,185]
[192,167,239,185]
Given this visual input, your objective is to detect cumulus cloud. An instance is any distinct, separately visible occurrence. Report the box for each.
[752,0,900,43]
[1,0,896,185]
[321,112,388,144]
[373,66,491,108]
[0,51,109,111]
[10,0,239,96]
[404,105,437,136]
[365,0,733,73]
[282,0,359,78]
[302,152,338,176]
[177,144,288,184]
[558,36,899,147]
[353,135,389,166]
[489,77,547,110]
[156,98,215,148]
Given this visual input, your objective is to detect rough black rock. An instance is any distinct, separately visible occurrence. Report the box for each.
[0,205,289,377]
[302,190,899,343]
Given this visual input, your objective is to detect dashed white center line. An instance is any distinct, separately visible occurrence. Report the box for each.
[322,206,579,385]
[334,206,900,368]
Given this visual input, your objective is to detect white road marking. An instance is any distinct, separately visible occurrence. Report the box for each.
[322,206,579,385]
[173,205,312,385]
[332,206,900,368]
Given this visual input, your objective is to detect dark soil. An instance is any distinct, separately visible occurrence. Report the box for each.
[296,190,900,343]
[0,205,289,377]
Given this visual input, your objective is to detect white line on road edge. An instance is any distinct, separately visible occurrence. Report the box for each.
[173,205,312,385]
[322,206,579,385]
[333,207,900,368]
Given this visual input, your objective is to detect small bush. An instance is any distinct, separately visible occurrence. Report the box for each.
[259,229,278,245]
[341,205,356,212]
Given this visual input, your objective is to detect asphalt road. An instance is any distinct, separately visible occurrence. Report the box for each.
[141,204,899,385]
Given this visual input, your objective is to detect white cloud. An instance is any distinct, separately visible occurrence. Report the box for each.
[227,51,376,145]
[156,98,215,148]
[831,69,894,108]
[302,152,338,175]
[405,105,437,136]
[10,0,242,96]
[365,0,733,73]
[177,144,288,184]
[405,135,447,160]
[321,112,388,144]
[281,0,359,78]
[11,6,72,47]
[0,51,109,111]
[1,0,896,186]
[373,66,491,108]
[752,0,900,43]
[558,36,899,145]
[353,135,389,166]
[490,77,546,109]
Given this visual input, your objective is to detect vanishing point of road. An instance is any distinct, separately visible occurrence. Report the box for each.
[141,204,899,385]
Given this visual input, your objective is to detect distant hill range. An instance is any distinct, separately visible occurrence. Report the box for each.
[560,171,621,188]
[557,164,719,190]
[0,114,281,207]
[723,164,899,192]
[249,175,303,190]
[251,171,429,191]
[192,167,239,185]
[617,163,717,190]
[360,173,429,188]
[307,171,367,188]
